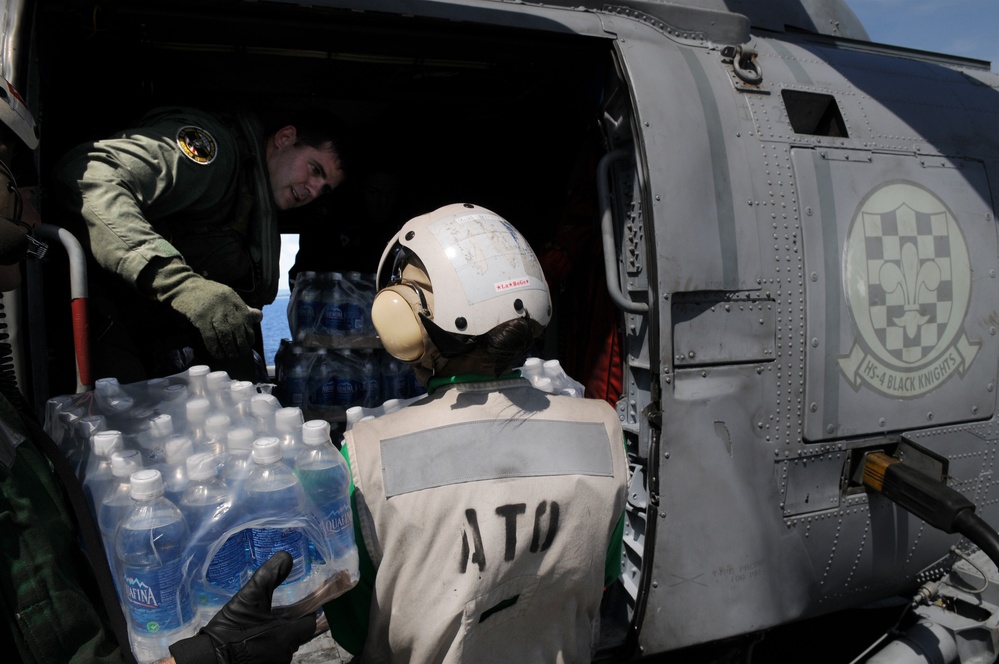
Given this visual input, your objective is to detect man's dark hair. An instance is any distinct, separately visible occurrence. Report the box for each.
[275,108,351,175]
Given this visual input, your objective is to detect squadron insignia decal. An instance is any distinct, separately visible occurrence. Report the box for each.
[176,126,217,165]
[838,181,979,398]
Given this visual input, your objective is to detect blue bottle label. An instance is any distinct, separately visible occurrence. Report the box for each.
[249,527,309,582]
[123,562,194,634]
[206,531,247,592]
[296,299,321,331]
[327,500,355,557]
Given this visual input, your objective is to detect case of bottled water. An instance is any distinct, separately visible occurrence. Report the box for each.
[43,365,361,660]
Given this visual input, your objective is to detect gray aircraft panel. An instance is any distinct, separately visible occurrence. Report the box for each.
[653,363,814,650]
[612,35,765,294]
[794,150,998,442]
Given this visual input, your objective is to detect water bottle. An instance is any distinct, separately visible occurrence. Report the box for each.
[292,271,322,341]
[283,346,312,410]
[204,413,231,459]
[117,469,197,663]
[274,407,304,464]
[317,272,345,338]
[359,348,382,409]
[98,449,143,592]
[85,429,124,514]
[296,420,357,574]
[244,437,313,606]
[179,452,247,625]
[380,351,408,401]
[162,436,194,506]
[250,394,281,436]
[543,358,585,397]
[228,380,257,429]
[345,406,364,432]
[145,413,176,455]
[521,357,544,386]
[350,272,377,336]
[186,365,211,399]
[220,426,255,488]
[185,398,211,448]
[306,349,337,414]
[333,350,363,409]
[273,339,293,404]
[72,414,107,480]
[144,378,168,402]
[44,394,76,443]
[339,273,367,335]
[158,383,189,422]
[206,371,233,412]
[95,376,135,415]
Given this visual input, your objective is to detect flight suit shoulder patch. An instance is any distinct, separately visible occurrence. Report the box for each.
[176,125,218,165]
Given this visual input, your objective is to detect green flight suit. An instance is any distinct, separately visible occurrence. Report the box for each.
[54,107,278,381]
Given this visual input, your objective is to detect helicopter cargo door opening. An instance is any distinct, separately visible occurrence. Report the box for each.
[794,150,998,442]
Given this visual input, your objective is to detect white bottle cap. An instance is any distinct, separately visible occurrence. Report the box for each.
[207,370,232,393]
[186,452,219,481]
[227,426,255,451]
[346,406,364,424]
[165,436,195,465]
[146,378,168,398]
[252,437,282,464]
[251,394,280,416]
[149,413,174,438]
[535,377,554,393]
[95,376,121,390]
[92,430,124,457]
[522,357,543,378]
[77,415,106,437]
[302,420,331,446]
[230,381,256,402]
[206,414,232,438]
[130,469,164,500]
[275,407,304,434]
[186,398,211,422]
[163,383,188,401]
[383,399,402,414]
[110,449,142,478]
[188,365,211,377]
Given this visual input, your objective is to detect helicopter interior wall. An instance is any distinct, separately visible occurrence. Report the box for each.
[33,2,627,398]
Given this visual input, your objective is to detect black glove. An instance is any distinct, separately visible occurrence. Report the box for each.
[168,552,317,664]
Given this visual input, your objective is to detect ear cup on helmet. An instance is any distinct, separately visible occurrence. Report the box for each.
[372,285,428,362]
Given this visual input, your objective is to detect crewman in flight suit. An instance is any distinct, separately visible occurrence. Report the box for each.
[0,147,317,664]
[322,203,630,663]
[53,106,347,382]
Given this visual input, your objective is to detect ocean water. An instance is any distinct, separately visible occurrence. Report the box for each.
[261,294,292,367]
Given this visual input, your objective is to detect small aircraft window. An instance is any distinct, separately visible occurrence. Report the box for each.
[781,90,848,138]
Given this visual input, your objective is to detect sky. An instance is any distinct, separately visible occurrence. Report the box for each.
[277,0,998,293]
[846,0,998,70]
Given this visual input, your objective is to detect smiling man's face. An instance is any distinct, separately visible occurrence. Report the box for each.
[265,125,344,210]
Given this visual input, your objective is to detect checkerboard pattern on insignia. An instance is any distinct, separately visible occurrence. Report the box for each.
[862,205,953,365]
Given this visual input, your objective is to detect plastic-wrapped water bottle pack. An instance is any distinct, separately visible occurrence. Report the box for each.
[43,366,359,664]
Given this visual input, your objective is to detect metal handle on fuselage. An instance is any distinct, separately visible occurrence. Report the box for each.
[597,149,648,314]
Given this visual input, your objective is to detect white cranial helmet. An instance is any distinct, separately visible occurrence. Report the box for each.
[373,203,551,361]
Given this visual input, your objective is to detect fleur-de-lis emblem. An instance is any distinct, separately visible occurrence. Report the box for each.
[879,242,941,338]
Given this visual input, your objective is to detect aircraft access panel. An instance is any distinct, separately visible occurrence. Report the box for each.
[794,150,998,442]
